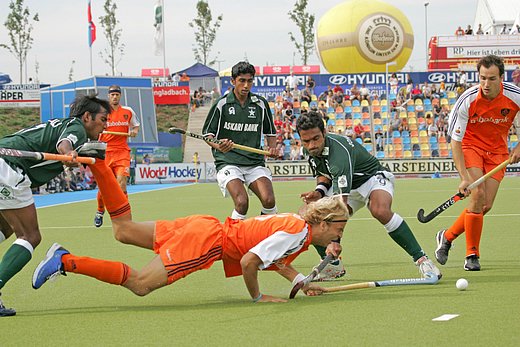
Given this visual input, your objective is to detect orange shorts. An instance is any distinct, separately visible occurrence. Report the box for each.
[462,147,509,182]
[105,150,130,177]
[154,215,224,284]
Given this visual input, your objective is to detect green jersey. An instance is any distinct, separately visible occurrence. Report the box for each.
[202,90,276,171]
[307,133,385,194]
[0,118,88,187]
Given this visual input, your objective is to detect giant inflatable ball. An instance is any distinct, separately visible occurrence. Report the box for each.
[316,0,414,73]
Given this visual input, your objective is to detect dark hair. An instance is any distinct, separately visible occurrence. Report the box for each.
[477,55,504,77]
[231,61,256,79]
[296,110,325,134]
[108,84,122,94]
[69,95,110,119]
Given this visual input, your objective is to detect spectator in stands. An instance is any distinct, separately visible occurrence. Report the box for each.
[172,73,180,83]
[325,90,335,109]
[332,84,344,95]
[422,82,433,99]
[411,84,423,100]
[405,74,413,98]
[306,76,316,95]
[439,81,447,98]
[455,26,465,36]
[290,140,301,161]
[333,90,344,107]
[359,84,370,101]
[436,114,447,137]
[389,113,401,132]
[465,25,473,35]
[353,122,364,139]
[427,121,439,138]
[458,71,467,90]
[142,154,151,165]
[375,129,384,152]
[345,125,355,139]
[350,83,361,101]
[389,73,398,95]
[499,24,508,34]
[180,73,190,81]
[274,98,284,118]
[476,23,484,35]
[301,86,312,104]
[318,86,331,102]
[512,66,520,87]
[210,87,221,105]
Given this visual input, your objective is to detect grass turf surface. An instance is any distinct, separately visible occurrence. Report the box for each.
[1,177,519,346]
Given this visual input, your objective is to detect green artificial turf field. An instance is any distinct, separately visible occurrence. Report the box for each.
[1,177,519,346]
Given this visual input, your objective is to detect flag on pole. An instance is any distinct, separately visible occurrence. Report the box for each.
[511,12,520,35]
[154,0,164,56]
[88,0,96,46]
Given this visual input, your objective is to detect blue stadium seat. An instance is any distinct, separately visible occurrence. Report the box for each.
[429,136,438,144]
[401,130,410,138]
[376,151,385,159]
[403,143,411,151]
[352,99,360,107]
[413,150,421,158]
[364,144,373,152]
[355,137,363,144]
[327,119,336,126]
[392,130,401,138]
[424,98,432,105]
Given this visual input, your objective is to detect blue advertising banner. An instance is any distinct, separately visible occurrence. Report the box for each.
[221,70,515,101]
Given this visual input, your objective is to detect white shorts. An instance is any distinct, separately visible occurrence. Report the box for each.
[346,171,395,215]
[216,165,273,197]
[0,158,34,210]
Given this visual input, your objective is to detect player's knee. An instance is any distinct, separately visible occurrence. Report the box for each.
[261,195,276,209]
[370,206,392,224]
[234,196,249,213]
[483,204,493,215]
[19,230,42,249]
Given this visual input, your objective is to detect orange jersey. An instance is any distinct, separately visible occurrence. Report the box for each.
[448,82,520,154]
[153,213,312,283]
[99,105,140,152]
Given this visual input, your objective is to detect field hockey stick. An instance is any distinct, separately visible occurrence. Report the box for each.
[289,254,334,299]
[102,131,130,136]
[0,147,96,164]
[417,158,510,223]
[323,275,439,294]
[169,127,270,156]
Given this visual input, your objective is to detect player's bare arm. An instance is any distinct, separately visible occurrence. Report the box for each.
[240,251,287,303]
[205,135,234,153]
[57,140,79,167]
[129,126,139,138]
[265,135,278,158]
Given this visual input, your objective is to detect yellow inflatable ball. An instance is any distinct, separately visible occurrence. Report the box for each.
[316,0,414,73]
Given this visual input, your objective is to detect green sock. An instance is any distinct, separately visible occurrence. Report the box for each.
[388,220,425,262]
[0,242,33,290]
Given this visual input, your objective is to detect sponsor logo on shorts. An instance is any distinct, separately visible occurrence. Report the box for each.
[0,185,14,200]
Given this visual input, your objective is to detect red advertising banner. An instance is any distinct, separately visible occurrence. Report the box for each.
[153,82,190,105]
[142,68,170,77]
[262,65,291,75]
[254,66,261,75]
[292,65,320,74]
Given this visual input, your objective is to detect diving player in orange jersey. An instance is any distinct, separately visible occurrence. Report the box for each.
[94,85,140,227]
[33,158,348,303]
[435,55,520,271]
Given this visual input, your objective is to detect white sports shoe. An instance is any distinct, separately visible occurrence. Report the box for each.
[415,255,442,279]
[312,258,347,281]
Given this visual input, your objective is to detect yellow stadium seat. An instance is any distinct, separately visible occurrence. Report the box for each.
[411,136,419,144]
[439,143,448,150]
[380,100,388,106]
[403,150,412,158]
[408,118,417,125]
[381,112,389,119]
[374,118,382,125]
[311,94,317,101]
[447,91,456,99]
[343,100,352,107]
[409,123,418,131]
[420,143,430,151]
[352,106,361,113]
[408,112,416,118]
[407,99,414,106]
[419,130,428,137]
[415,99,423,106]
[336,119,345,126]
[353,119,361,126]
[399,112,407,118]
[510,134,519,142]
[361,100,369,107]
[440,98,448,105]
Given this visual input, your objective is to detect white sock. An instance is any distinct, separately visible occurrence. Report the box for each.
[384,213,403,233]
[231,210,246,220]
[14,238,35,254]
[0,231,6,244]
[261,206,278,215]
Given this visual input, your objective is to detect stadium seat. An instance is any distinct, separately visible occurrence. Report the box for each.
[345,119,353,127]
[394,150,403,159]
[413,150,421,158]
[414,99,423,106]
[355,137,363,144]
[403,150,412,158]
[392,137,402,145]
[311,94,317,101]
[309,101,318,108]
[352,106,361,113]
[409,123,418,131]
[364,143,373,152]
[411,137,419,145]
[408,117,417,125]
[423,98,432,105]
[353,119,361,126]
[328,113,336,120]
[361,100,369,107]
[394,144,403,152]
[401,130,410,138]
[372,100,380,106]
[403,143,411,151]
[407,105,415,112]
[424,104,433,111]
[391,130,401,138]
[327,119,336,126]
[374,118,382,125]
[343,100,352,107]
[376,151,385,159]
[399,112,407,119]
[420,143,430,151]
[380,100,388,106]
[440,98,448,106]
[432,98,440,106]
[447,91,456,99]
[336,119,345,126]
[431,143,439,150]
[429,136,438,144]
[335,106,344,114]
[344,106,352,113]
[327,107,334,114]
[362,119,371,126]
[352,99,360,107]
[421,150,431,158]
[440,149,450,157]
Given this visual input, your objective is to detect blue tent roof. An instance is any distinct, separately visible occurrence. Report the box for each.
[0,72,12,85]
[175,62,218,78]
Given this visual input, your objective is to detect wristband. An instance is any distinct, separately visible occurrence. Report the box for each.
[252,293,263,303]
[315,182,330,198]
[292,273,306,286]
[332,238,341,243]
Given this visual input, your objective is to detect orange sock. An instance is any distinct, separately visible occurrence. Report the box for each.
[445,209,467,242]
[96,190,105,214]
[464,211,484,257]
[89,160,131,218]
[62,254,130,285]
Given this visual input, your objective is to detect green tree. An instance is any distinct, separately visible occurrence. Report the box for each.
[288,0,315,65]
[98,0,125,76]
[189,1,223,66]
[0,0,39,84]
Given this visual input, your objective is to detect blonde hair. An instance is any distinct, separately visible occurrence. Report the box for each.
[301,196,349,225]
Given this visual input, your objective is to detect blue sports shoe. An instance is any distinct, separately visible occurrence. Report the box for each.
[32,243,69,289]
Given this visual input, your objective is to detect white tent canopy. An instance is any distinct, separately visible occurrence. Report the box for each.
[474,0,520,34]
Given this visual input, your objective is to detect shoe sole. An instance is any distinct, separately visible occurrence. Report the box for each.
[32,243,62,289]
[434,230,449,265]
[0,308,16,317]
